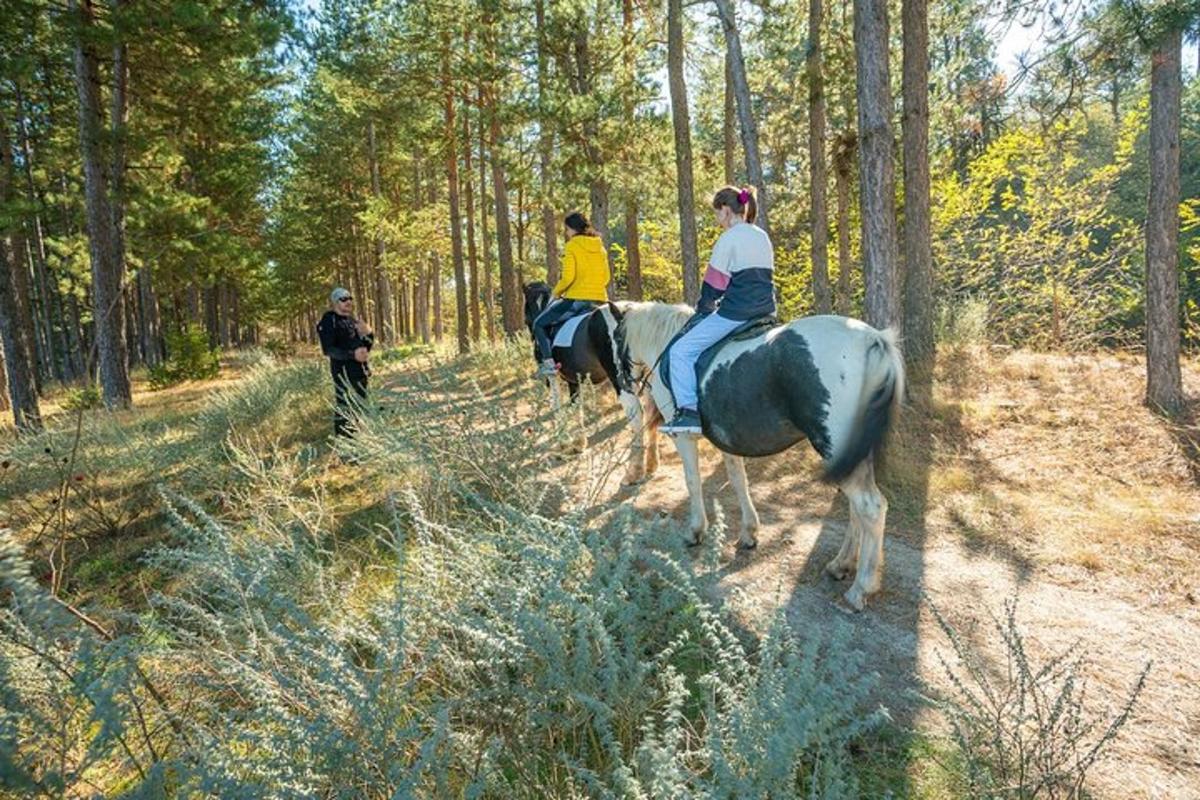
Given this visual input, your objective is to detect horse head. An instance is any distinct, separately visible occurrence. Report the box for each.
[522,282,552,333]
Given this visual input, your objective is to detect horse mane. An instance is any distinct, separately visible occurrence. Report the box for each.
[621,301,692,364]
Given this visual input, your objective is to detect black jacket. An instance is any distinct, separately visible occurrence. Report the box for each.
[317,311,374,377]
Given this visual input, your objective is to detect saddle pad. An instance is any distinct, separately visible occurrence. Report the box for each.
[658,315,778,408]
[552,312,588,349]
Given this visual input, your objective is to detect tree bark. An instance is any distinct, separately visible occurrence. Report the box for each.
[622,0,642,300]
[433,255,444,340]
[484,29,522,336]
[854,0,901,330]
[1146,28,1183,414]
[445,44,470,355]
[0,114,41,430]
[73,0,131,407]
[478,85,497,341]
[724,48,737,184]
[809,0,832,313]
[367,119,395,343]
[834,130,855,316]
[0,237,42,431]
[668,0,701,305]
[462,90,482,341]
[902,0,934,365]
[713,0,770,236]
[536,0,560,286]
[571,21,611,254]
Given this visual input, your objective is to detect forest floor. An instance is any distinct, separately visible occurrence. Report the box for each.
[3,342,1198,798]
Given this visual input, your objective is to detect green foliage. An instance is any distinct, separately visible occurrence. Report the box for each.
[934,115,1144,349]
[148,327,221,390]
[61,384,102,412]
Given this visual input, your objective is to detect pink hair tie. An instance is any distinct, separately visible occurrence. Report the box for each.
[737,189,750,204]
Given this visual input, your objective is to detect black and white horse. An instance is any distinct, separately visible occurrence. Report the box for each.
[522,283,661,483]
[595,301,905,610]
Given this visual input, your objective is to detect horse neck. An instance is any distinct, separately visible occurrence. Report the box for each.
[625,302,691,363]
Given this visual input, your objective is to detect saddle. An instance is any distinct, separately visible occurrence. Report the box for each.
[550,310,592,349]
[658,314,778,407]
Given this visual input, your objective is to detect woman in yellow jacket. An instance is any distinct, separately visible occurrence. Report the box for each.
[533,212,611,377]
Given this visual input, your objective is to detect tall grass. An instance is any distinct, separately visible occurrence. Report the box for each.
[1,341,881,798]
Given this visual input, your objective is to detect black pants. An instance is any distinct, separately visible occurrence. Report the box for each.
[332,365,368,438]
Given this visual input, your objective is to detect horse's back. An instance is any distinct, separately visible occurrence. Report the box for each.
[697,314,894,459]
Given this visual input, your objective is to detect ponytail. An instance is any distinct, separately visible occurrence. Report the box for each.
[564,211,600,237]
[712,185,757,224]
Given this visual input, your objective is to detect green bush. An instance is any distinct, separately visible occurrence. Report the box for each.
[61,384,102,412]
[148,326,220,389]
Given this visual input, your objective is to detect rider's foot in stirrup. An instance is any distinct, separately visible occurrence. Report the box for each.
[535,359,558,378]
[661,408,702,436]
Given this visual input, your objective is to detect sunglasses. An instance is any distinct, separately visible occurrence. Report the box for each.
[337,296,353,302]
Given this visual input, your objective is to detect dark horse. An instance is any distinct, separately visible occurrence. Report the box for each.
[522,282,661,482]
[522,281,612,405]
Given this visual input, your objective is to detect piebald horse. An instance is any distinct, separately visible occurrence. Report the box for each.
[596,302,905,610]
[522,283,661,483]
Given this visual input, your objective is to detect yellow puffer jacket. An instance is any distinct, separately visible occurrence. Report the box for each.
[553,234,610,302]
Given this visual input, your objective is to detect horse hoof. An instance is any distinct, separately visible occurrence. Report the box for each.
[737,539,758,551]
[843,587,866,612]
[686,537,703,548]
[825,561,852,581]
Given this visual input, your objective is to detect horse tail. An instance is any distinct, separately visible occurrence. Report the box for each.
[821,327,904,483]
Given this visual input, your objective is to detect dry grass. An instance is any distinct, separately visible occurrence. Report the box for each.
[890,344,1200,594]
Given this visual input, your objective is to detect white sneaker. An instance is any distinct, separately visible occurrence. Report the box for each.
[661,409,702,436]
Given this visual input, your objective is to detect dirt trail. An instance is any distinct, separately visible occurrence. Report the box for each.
[601,442,1200,799]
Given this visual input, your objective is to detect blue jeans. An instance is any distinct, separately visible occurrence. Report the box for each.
[668,313,744,411]
[533,299,595,361]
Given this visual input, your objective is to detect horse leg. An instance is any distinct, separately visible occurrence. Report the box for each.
[570,381,587,452]
[674,435,708,544]
[722,454,760,549]
[619,390,646,485]
[824,511,862,581]
[841,458,887,611]
[643,394,662,477]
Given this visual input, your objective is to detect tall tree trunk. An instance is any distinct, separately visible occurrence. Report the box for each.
[902,0,934,365]
[622,0,642,300]
[713,0,771,236]
[3,220,41,394]
[445,43,469,354]
[0,114,41,429]
[1146,28,1183,414]
[536,0,560,286]
[0,237,42,431]
[724,48,737,183]
[0,346,8,412]
[14,90,57,383]
[854,0,900,329]
[834,131,855,316]
[478,86,497,341]
[484,41,522,336]
[137,266,163,366]
[668,0,701,304]
[368,120,394,342]
[571,21,611,255]
[462,90,482,341]
[433,255,444,340]
[809,0,831,313]
[73,0,131,407]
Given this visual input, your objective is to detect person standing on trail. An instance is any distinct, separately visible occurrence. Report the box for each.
[317,287,373,439]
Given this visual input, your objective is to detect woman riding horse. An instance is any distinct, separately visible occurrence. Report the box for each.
[660,186,774,435]
[532,212,611,378]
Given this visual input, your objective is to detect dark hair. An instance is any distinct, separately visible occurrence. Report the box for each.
[564,211,599,237]
[712,185,757,225]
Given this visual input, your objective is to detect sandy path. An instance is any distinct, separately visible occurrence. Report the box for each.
[604,442,1200,799]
